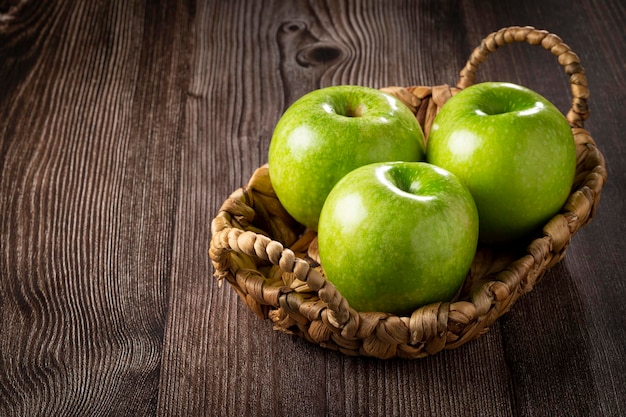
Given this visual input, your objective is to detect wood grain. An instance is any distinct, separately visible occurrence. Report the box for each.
[1,0,190,415]
[0,0,624,416]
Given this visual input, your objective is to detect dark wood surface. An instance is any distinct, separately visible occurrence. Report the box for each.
[1,1,624,416]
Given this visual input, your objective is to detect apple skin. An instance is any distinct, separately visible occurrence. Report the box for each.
[268,85,425,230]
[317,161,479,316]
[426,82,576,243]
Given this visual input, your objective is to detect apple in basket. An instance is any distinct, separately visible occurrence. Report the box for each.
[317,161,479,316]
[427,82,577,243]
[268,85,426,230]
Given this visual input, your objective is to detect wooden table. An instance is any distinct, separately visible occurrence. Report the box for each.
[1,1,624,416]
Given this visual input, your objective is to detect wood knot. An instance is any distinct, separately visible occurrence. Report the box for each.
[296,43,343,67]
[278,20,344,68]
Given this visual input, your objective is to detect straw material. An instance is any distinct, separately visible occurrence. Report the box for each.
[209,26,607,359]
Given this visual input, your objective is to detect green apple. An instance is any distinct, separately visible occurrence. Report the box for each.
[426,82,576,243]
[268,85,425,230]
[317,161,479,315]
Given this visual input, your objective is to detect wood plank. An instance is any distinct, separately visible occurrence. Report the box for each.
[158,1,515,416]
[0,0,190,414]
[462,2,626,415]
[161,3,614,415]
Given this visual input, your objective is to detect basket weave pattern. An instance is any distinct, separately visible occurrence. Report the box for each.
[209,26,607,359]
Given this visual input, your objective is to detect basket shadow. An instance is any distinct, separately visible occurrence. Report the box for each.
[498,261,600,414]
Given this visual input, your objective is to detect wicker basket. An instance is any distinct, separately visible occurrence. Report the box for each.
[209,26,607,359]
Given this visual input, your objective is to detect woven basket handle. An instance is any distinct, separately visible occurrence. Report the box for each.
[457,26,589,128]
